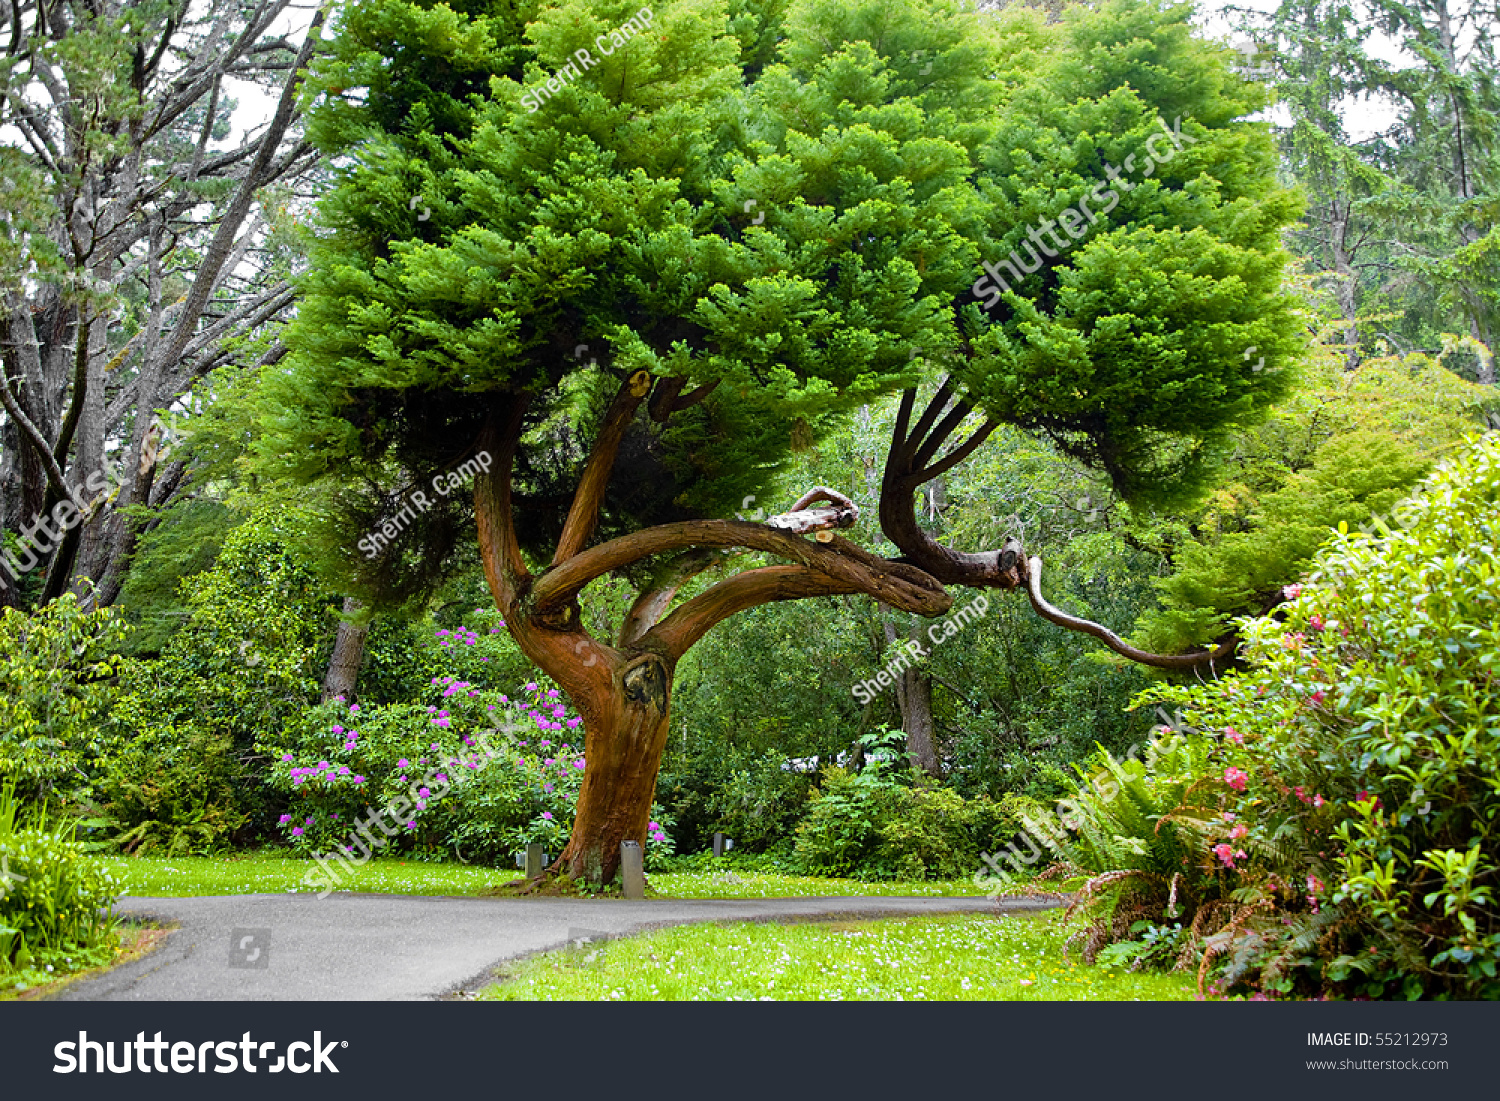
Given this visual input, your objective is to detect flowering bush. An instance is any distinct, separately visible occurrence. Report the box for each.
[1138,434,1500,998]
[259,625,676,869]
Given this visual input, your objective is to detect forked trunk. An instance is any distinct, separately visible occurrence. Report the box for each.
[496,607,674,886]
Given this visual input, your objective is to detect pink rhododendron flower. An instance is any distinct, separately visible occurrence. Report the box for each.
[1224,767,1248,792]
[1229,824,1248,840]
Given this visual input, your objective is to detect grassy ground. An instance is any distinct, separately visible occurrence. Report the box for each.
[0,919,170,1000]
[100,854,990,900]
[99,854,519,897]
[477,910,1196,1001]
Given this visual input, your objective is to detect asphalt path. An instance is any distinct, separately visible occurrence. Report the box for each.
[50,893,1061,1002]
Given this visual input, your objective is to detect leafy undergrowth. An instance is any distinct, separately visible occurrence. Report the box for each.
[1,919,171,1000]
[99,854,993,900]
[477,911,1197,1001]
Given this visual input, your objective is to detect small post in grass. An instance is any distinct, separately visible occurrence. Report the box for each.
[713,832,725,858]
[526,842,545,880]
[621,840,644,900]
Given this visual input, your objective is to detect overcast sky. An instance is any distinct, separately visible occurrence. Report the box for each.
[221,1,1405,164]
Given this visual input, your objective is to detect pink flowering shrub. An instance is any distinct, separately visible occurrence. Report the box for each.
[1140,436,1500,999]
[259,637,675,866]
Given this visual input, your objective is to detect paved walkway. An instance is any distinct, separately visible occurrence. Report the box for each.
[51,894,1059,1001]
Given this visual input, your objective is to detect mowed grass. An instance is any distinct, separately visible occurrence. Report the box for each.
[479,911,1196,1001]
[99,854,523,897]
[98,854,991,900]
[652,871,986,899]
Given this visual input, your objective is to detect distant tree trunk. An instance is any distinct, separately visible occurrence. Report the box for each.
[321,597,371,704]
[1328,197,1361,372]
[1471,318,1496,386]
[883,618,940,776]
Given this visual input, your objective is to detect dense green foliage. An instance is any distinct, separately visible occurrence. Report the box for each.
[251,0,1300,606]
[1060,435,1500,998]
[0,784,121,984]
[0,595,126,800]
[792,730,1009,880]
[0,0,1494,1004]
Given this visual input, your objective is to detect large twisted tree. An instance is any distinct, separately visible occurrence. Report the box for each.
[255,0,1301,884]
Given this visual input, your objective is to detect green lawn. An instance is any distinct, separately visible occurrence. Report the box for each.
[99,854,520,897]
[478,911,1197,1001]
[99,854,991,900]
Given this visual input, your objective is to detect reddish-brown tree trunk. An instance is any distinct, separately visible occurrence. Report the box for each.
[498,611,674,886]
[556,654,672,884]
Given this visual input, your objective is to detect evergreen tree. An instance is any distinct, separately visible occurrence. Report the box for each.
[255,0,1300,883]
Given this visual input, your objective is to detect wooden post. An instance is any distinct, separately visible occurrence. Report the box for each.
[620,840,644,900]
[526,842,545,879]
[713,831,725,858]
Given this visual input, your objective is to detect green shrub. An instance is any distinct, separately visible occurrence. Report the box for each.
[0,783,121,979]
[657,742,818,856]
[793,733,1009,880]
[96,728,260,855]
[0,593,127,801]
[1138,433,1500,998]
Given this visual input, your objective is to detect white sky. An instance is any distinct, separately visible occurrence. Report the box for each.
[1195,0,1419,141]
[5,3,1421,187]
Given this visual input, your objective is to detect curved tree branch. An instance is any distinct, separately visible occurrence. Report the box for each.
[646,558,951,661]
[531,498,906,613]
[475,396,533,613]
[552,368,652,565]
[1025,555,1235,672]
[618,547,724,646]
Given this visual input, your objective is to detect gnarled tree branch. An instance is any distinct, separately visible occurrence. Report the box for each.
[1025,555,1235,672]
[552,368,653,565]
